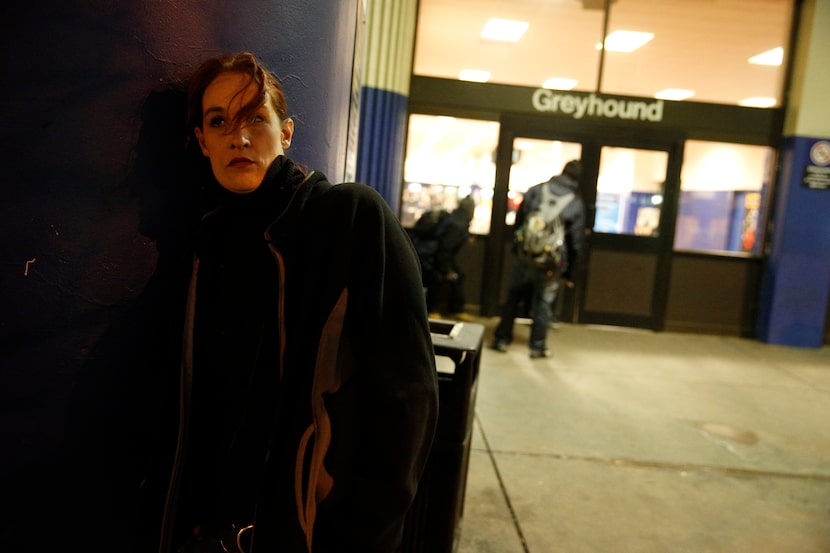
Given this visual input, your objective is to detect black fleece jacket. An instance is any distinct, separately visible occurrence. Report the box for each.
[159,156,438,553]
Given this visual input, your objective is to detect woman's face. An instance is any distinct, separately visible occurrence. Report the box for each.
[194,71,294,194]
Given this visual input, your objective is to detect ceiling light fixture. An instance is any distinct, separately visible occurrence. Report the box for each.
[596,30,654,53]
[739,97,777,108]
[582,0,617,8]
[481,18,529,42]
[542,77,578,90]
[459,69,491,83]
[654,88,694,101]
[749,47,783,66]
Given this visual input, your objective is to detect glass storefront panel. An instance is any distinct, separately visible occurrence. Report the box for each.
[413,0,602,92]
[674,141,774,256]
[594,147,668,236]
[402,114,499,235]
[506,139,583,226]
[602,1,794,106]
[412,0,794,107]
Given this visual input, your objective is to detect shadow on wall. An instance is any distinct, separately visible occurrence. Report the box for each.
[1,83,208,553]
[2,2,362,550]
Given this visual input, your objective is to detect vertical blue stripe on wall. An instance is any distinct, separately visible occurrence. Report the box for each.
[757,135,830,347]
[356,86,408,211]
[355,0,418,212]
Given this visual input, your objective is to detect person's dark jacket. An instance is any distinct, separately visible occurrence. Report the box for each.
[514,172,586,280]
[158,156,439,553]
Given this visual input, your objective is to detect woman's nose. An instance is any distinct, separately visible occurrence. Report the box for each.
[230,128,251,149]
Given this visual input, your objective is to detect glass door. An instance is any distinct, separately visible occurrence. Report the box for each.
[494,137,584,319]
[483,116,683,330]
[578,145,677,330]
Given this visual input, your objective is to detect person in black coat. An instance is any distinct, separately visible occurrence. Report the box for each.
[153,52,438,553]
[418,195,475,320]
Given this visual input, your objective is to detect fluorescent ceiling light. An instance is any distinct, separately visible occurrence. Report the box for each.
[481,18,529,42]
[739,97,777,108]
[597,30,654,52]
[749,47,783,66]
[459,69,491,83]
[543,77,578,90]
[654,88,694,101]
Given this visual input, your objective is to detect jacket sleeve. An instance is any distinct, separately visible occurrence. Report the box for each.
[315,184,439,553]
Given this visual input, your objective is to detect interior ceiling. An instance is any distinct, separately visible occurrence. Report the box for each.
[412,0,794,105]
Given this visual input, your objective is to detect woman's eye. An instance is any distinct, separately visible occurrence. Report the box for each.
[250,114,266,124]
[208,116,225,128]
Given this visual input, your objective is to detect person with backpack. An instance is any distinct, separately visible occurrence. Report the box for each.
[491,160,586,358]
[412,196,476,321]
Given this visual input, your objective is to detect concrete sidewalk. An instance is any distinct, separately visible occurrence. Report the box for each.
[454,321,830,553]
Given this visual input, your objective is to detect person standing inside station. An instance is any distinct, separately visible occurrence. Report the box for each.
[491,160,586,358]
[414,195,476,322]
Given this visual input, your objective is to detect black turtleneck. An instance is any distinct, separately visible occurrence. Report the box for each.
[205,155,306,222]
[177,155,306,536]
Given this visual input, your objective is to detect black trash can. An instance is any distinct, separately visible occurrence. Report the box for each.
[401,318,485,553]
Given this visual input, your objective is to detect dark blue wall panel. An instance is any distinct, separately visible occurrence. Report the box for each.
[757,135,830,347]
[356,86,409,211]
[0,2,357,549]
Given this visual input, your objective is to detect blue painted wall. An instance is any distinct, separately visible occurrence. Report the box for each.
[357,87,410,209]
[355,0,419,211]
[0,1,358,549]
[757,136,830,347]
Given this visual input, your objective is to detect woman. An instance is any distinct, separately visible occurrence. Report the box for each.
[159,52,438,553]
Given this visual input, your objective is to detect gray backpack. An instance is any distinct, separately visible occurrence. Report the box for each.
[514,184,574,271]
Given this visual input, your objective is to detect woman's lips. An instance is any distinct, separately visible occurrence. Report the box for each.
[227,157,255,169]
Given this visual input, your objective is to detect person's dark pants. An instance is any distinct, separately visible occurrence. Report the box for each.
[425,266,466,315]
[494,259,559,351]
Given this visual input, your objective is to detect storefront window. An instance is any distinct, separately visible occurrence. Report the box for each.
[506,139,583,226]
[413,0,601,92]
[602,1,793,105]
[594,147,668,236]
[402,114,499,235]
[674,141,774,256]
[413,0,794,107]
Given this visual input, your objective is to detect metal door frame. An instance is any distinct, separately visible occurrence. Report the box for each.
[481,113,684,330]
